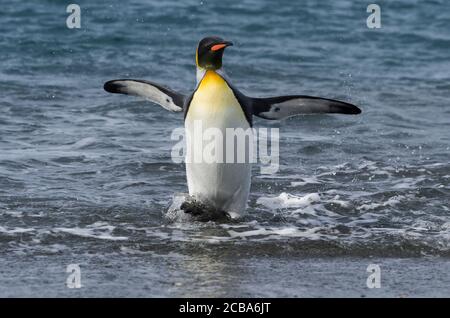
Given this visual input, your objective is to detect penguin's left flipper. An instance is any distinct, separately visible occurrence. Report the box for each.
[104,79,184,112]
[251,95,361,120]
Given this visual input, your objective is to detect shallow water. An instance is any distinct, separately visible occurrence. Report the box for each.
[0,0,449,297]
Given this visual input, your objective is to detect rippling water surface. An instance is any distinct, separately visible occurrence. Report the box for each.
[0,0,449,297]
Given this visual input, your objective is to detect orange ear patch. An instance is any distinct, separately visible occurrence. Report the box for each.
[211,44,227,51]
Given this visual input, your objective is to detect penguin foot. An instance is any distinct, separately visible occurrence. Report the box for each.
[180,198,231,222]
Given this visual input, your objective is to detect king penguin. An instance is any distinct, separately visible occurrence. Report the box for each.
[104,36,361,218]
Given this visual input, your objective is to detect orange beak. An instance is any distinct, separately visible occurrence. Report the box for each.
[210,41,233,52]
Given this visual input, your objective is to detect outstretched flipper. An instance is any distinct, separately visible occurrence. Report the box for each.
[104,79,185,112]
[251,95,361,120]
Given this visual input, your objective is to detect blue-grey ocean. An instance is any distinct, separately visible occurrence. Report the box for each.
[0,0,449,297]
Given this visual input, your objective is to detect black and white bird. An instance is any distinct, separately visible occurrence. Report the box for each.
[104,36,361,218]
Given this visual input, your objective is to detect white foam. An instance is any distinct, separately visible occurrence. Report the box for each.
[70,137,97,149]
[53,222,127,241]
[0,226,35,234]
[392,177,426,189]
[227,226,325,240]
[328,195,350,208]
[290,176,321,187]
[358,196,403,211]
[3,210,23,218]
[257,192,320,209]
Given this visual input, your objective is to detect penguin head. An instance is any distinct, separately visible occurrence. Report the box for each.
[196,36,233,70]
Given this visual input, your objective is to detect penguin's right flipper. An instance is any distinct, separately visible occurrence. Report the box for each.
[251,95,361,120]
[104,79,184,112]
